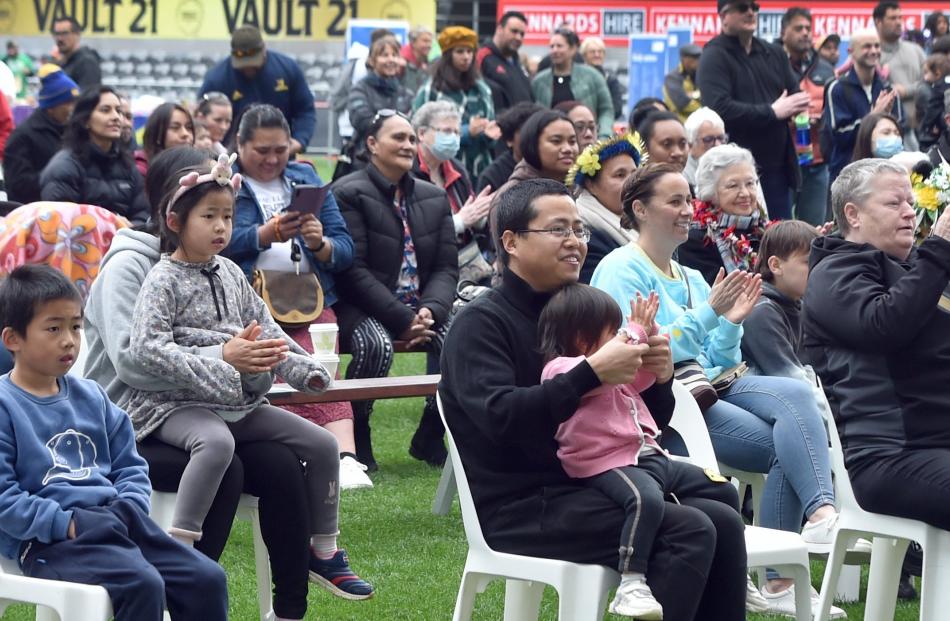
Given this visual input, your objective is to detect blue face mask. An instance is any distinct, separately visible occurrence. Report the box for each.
[429,131,460,161]
[873,135,903,158]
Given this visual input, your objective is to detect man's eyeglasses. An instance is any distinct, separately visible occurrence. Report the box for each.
[700,133,729,146]
[372,109,410,124]
[574,122,597,134]
[727,2,760,13]
[517,226,592,243]
[51,29,75,36]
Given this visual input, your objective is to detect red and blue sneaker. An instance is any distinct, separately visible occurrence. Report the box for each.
[308,548,374,600]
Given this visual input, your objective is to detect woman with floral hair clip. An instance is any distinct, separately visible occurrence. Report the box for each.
[568,133,646,283]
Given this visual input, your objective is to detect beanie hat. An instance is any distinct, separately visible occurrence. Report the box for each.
[438,26,477,52]
[37,64,79,110]
[717,0,730,11]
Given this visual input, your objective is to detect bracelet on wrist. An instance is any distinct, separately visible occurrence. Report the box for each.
[271,216,284,243]
[313,240,326,252]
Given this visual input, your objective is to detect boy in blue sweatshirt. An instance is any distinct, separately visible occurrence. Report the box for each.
[0,265,227,621]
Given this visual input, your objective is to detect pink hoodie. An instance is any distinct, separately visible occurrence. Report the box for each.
[542,322,664,479]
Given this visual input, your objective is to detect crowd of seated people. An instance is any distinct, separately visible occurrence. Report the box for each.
[2,2,950,617]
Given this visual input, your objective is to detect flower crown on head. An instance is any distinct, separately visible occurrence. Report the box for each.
[565,133,648,188]
[166,153,243,215]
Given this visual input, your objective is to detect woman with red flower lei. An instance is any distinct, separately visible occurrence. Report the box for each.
[678,144,770,284]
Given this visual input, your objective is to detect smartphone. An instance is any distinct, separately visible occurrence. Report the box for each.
[283,184,329,218]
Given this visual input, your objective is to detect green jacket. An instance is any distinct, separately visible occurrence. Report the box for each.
[532,63,614,137]
[413,78,496,179]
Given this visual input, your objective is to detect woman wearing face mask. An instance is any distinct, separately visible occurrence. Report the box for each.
[347,35,414,170]
[413,26,498,179]
[410,101,495,285]
[851,112,904,162]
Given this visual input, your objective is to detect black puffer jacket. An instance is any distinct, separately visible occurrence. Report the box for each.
[332,163,458,339]
[346,74,414,152]
[40,146,149,224]
[803,234,950,467]
[2,108,65,204]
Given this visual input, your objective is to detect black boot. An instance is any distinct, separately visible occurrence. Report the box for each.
[352,402,377,472]
[409,397,447,467]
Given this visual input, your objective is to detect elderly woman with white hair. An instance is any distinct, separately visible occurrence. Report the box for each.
[590,162,841,616]
[683,107,728,186]
[410,101,495,285]
[579,36,624,120]
[804,157,950,533]
[677,144,770,285]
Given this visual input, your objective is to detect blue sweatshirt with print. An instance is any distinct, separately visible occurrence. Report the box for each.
[0,374,151,559]
[590,243,743,379]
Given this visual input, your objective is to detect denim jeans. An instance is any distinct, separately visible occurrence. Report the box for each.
[792,163,830,226]
[707,375,834,529]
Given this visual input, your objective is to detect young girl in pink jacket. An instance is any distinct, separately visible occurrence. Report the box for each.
[539,284,665,620]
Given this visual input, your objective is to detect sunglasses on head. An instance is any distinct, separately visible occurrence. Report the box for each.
[232,47,262,58]
[728,2,760,13]
[372,109,410,124]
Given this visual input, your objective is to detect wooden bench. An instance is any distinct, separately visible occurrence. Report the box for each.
[268,374,439,405]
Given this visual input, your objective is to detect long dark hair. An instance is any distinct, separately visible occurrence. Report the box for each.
[144,146,215,236]
[431,46,479,93]
[142,102,194,158]
[538,283,622,361]
[519,109,573,170]
[159,163,236,253]
[64,87,131,166]
[851,112,902,162]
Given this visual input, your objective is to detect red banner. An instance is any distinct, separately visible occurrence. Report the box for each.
[498,0,946,46]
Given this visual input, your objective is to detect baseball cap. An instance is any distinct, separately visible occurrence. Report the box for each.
[680,44,702,57]
[231,26,266,69]
[818,33,842,49]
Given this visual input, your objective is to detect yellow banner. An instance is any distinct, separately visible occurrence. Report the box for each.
[0,0,434,40]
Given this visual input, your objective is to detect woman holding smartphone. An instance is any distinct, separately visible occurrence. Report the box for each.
[222,104,373,490]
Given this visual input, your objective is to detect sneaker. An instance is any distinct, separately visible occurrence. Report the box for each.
[746,575,769,613]
[308,549,374,600]
[339,455,373,491]
[760,584,847,619]
[607,575,663,620]
[800,513,839,554]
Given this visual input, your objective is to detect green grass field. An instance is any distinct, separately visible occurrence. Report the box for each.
[1,352,924,619]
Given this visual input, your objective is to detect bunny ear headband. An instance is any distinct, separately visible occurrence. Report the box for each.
[166,152,243,217]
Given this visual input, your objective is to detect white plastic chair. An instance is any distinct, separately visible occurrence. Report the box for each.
[0,556,111,621]
[815,413,950,621]
[436,393,619,621]
[668,380,812,621]
[150,492,273,621]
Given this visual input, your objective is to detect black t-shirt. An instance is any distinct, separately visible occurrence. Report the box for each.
[551,74,575,107]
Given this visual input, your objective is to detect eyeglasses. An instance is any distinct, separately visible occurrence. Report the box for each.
[517,226,592,242]
[51,29,75,36]
[372,109,410,124]
[727,2,760,13]
[573,122,597,134]
[700,133,729,146]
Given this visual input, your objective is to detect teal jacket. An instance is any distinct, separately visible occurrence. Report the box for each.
[532,63,615,138]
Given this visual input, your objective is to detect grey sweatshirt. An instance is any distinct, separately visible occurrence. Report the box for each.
[740,281,810,382]
[124,254,330,440]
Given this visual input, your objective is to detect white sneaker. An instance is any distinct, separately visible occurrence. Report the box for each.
[801,513,839,553]
[746,575,769,613]
[608,575,663,619]
[760,584,847,619]
[339,455,373,490]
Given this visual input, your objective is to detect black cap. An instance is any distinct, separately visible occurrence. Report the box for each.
[680,43,702,57]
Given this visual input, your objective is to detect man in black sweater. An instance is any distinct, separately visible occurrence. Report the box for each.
[804,158,950,531]
[698,0,808,220]
[477,11,533,116]
[439,179,747,621]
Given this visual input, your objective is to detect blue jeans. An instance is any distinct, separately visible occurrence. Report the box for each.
[707,375,834,531]
[792,163,830,226]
